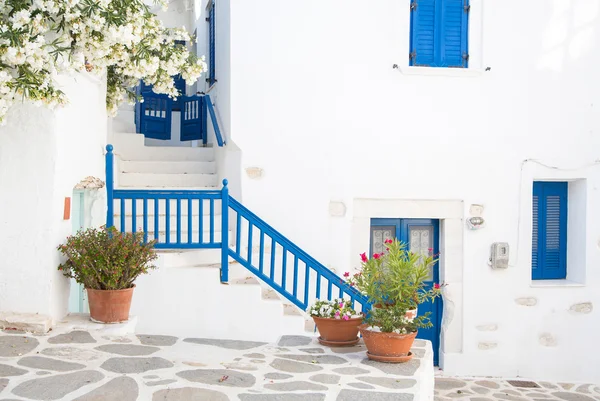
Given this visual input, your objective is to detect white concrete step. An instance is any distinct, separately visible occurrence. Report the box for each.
[120,160,217,174]
[119,172,218,188]
[112,133,215,162]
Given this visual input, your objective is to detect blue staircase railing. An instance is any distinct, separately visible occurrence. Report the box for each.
[105,145,369,313]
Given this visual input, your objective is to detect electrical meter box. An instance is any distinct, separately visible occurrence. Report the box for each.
[490,242,509,269]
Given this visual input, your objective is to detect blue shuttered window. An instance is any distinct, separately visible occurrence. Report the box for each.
[410,0,469,68]
[532,182,568,280]
[207,1,216,85]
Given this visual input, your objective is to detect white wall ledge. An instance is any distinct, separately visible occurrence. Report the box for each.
[398,66,484,78]
[530,279,585,288]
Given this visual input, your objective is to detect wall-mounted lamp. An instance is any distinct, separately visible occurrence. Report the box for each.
[466,216,485,230]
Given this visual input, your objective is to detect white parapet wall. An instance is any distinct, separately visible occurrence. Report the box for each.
[0,72,108,326]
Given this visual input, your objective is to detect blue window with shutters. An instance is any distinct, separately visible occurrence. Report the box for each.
[409,0,470,68]
[207,0,216,85]
[532,182,568,280]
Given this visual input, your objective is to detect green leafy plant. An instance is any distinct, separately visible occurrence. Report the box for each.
[344,239,444,334]
[57,225,158,290]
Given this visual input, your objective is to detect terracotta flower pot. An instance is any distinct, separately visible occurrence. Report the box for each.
[313,316,363,346]
[86,285,135,323]
[359,323,417,363]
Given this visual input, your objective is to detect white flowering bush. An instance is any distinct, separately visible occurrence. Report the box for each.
[308,299,362,321]
[0,0,207,125]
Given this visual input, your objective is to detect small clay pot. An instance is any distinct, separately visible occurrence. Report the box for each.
[313,316,363,346]
[86,285,135,323]
[359,324,417,363]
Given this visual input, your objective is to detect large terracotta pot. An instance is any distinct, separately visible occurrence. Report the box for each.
[86,285,135,323]
[359,323,417,363]
[313,316,363,346]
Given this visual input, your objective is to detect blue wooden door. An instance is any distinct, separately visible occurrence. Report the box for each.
[180,95,205,142]
[140,93,172,140]
[370,218,442,365]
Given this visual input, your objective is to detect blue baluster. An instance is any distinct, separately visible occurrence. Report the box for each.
[247,223,253,264]
[199,199,204,244]
[220,179,229,283]
[165,199,171,244]
[188,198,193,244]
[259,231,265,273]
[304,264,310,308]
[292,256,299,298]
[143,198,148,243]
[176,198,181,244]
[120,199,125,232]
[281,248,287,292]
[270,237,276,280]
[154,198,159,242]
[316,272,321,299]
[327,280,333,301]
[236,213,241,253]
[132,199,137,233]
[105,145,114,228]
[210,199,215,244]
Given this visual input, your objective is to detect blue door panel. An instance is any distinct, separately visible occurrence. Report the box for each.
[371,218,442,366]
[140,94,172,140]
[180,95,204,142]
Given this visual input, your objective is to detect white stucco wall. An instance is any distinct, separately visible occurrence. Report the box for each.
[0,72,107,322]
[226,0,600,383]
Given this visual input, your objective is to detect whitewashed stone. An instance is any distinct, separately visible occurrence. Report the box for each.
[48,331,96,344]
[12,370,104,400]
[73,376,138,401]
[95,344,160,356]
[153,387,229,401]
[329,201,346,217]
[176,368,256,387]
[515,297,537,307]
[0,364,28,377]
[476,324,498,332]
[539,333,558,347]
[569,302,593,314]
[0,336,39,357]
[309,374,340,384]
[0,312,52,334]
[17,356,86,372]
[221,361,258,371]
[100,357,173,373]
[265,381,328,391]
[270,358,322,373]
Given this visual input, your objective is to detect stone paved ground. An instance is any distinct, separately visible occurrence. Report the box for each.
[0,324,430,401]
[434,377,600,401]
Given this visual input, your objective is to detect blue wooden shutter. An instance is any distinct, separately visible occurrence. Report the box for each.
[207,1,216,84]
[440,0,469,67]
[532,182,568,280]
[410,0,436,66]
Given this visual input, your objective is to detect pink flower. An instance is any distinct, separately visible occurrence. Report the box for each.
[434,283,440,290]
[343,272,350,277]
[384,239,393,244]
[386,247,389,251]
[343,315,350,321]
[339,303,344,308]
[335,311,340,317]
[360,252,368,263]
[428,248,433,252]
[373,253,381,259]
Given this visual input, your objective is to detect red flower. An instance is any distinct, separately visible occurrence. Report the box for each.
[384,239,393,244]
[360,252,368,263]
[373,253,381,259]
[434,283,440,290]
[428,248,433,252]
[386,247,389,251]
[343,272,350,277]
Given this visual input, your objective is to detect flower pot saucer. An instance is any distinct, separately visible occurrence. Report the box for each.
[366,351,413,363]
[318,336,360,347]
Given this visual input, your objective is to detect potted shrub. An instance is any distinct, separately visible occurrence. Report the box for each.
[308,299,363,346]
[57,226,158,323]
[346,239,443,363]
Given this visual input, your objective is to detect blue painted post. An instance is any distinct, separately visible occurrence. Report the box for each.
[105,145,114,228]
[220,179,229,283]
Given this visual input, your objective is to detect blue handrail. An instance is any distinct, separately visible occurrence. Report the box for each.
[226,197,370,313]
[204,95,224,146]
[105,145,369,311]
